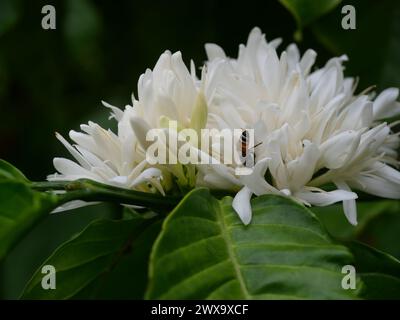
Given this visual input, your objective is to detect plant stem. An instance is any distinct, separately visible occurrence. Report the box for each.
[31,181,72,191]
[32,179,181,211]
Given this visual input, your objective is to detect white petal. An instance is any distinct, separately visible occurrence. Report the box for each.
[130,168,162,187]
[205,43,226,60]
[318,130,361,169]
[127,159,148,182]
[154,95,179,122]
[269,38,282,48]
[310,66,339,111]
[55,132,91,170]
[287,141,319,190]
[351,173,400,199]
[202,173,238,190]
[299,49,317,75]
[232,186,253,225]
[190,91,208,133]
[53,158,96,180]
[286,44,300,70]
[69,131,97,155]
[101,100,124,121]
[130,117,152,149]
[240,157,279,196]
[295,188,358,206]
[372,162,400,184]
[51,200,98,213]
[334,181,358,225]
[261,46,281,100]
[149,178,166,196]
[339,96,373,129]
[373,88,400,119]
[75,146,117,177]
[86,124,121,168]
[210,163,241,185]
[127,165,165,195]
[109,176,128,186]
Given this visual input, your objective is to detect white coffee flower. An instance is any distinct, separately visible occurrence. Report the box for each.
[50,50,206,201]
[49,104,164,196]
[132,50,205,131]
[50,27,400,227]
[129,50,207,190]
[201,27,400,225]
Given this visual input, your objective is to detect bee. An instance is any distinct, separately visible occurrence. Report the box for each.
[240,129,262,168]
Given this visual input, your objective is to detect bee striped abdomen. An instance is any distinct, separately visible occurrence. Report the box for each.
[240,130,249,158]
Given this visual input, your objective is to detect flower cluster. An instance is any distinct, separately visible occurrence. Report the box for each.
[50,28,400,225]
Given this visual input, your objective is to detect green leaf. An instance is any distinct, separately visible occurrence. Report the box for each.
[347,242,400,299]
[312,200,400,262]
[359,206,400,259]
[311,200,396,240]
[0,0,20,37]
[0,159,178,261]
[0,160,59,260]
[279,0,342,39]
[0,181,59,260]
[64,0,102,73]
[146,188,361,299]
[0,159,28,183]
[21,215,161,299]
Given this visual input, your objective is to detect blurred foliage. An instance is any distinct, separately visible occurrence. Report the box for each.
[347,242,400,299]
[312,201,400,257]
[312,0,400,90]
[22,214,161,299]
[0,0,20,38]
[0,173,58,260]
[1,203,117,299]
[279,0,342,40]
[0,0,399,299]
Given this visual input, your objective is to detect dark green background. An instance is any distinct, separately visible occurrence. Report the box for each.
[0,0,399,298]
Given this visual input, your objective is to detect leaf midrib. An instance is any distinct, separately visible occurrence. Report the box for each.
[215,199,251,299]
